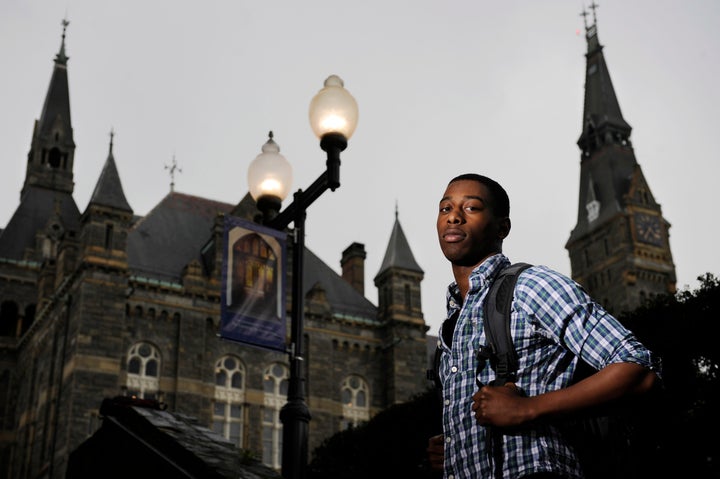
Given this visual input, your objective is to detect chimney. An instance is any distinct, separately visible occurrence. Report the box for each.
[341,242,366,295]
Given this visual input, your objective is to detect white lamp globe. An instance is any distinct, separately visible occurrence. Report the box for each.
[308,75,359,140]
[247,132,293,203]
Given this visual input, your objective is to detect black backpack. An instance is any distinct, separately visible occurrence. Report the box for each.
[431,263,640,479]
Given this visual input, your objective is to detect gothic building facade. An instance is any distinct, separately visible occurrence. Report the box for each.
[0,25,429,478]
[566,9,677,314]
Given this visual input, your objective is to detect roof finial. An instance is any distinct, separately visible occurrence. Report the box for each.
[109,128,115,155]
[395,200,399,220]
[165,154,182,193]
[589,1,599,27]
[56,17,70,65]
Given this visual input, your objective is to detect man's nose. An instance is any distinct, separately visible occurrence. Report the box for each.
[447,208,463,223]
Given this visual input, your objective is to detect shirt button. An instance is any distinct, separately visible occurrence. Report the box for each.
[437,339,442,347]
[449,475,455,479]
[445,436,452,444]
[450,366,458,373]
[444,399,450,405]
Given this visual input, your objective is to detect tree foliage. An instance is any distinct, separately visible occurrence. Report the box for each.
[308,274,720,477]
[619,273,720,476]
[307,388,442,479]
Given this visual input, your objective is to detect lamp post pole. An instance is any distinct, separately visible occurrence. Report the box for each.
[266,134,345,479]
[248,76,357,479]
[278,193,309,479]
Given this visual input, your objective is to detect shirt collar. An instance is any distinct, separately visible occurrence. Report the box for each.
[445,253,510,311]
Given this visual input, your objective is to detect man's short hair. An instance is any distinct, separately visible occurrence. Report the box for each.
[448,173,510,218]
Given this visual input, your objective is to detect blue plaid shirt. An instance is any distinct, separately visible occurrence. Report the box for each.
[437,254,659,479]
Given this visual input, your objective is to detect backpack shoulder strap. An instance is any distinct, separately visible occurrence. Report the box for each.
[482,262,532,386]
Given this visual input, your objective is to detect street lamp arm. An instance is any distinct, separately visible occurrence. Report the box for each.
[266,170,331,231]
[265,132,346,230]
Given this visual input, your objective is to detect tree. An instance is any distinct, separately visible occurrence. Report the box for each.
[619,273,720,476]
[307,387,442,479]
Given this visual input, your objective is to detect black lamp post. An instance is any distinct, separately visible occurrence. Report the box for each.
[247,75,358,479]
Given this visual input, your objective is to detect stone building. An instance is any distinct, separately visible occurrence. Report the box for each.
[0,23,429,478]
[566,9,676,314]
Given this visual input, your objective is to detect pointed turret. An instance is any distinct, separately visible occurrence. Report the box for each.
[375,207,423,278]
[23,19,76,196]
[88,131,132,212]
[374,205,423,321]
[374,205,427,405]
[79,131,133,270]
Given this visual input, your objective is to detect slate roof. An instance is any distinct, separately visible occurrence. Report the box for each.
[304,247,377,321]
[67,396,281,479]
[0,187,80,260]
[127,192,231,281]
[127,192,377,322]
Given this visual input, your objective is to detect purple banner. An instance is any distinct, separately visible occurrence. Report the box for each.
[220,215,287,352]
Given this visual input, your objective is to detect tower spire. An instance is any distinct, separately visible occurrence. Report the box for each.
[567,5,676,314]
[577,1,631,158]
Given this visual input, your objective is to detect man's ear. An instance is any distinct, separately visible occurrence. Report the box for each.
[498,217,511,240]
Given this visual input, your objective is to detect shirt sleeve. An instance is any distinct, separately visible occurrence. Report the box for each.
[514,265,660,373]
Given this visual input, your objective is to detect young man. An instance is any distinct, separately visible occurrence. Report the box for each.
[427,173,660,479]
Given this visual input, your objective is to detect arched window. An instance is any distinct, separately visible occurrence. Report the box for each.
[340,375,370,430]
[212,355,246,447]
[126,342,161,399]
[48,147,62,168]
[0,301,19,337]
[262,363,288,469]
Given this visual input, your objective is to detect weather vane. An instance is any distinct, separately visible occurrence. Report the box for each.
[165,154,182,192]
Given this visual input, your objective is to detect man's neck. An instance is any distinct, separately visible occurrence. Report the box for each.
[451,251,501,300]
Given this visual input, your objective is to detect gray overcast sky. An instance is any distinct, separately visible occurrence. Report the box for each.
[2,1,719,335]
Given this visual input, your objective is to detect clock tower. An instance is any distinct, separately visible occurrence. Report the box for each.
[565,5,676,315]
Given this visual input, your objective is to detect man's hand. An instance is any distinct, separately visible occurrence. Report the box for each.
[471,382,529,427]
[426,434,444,472]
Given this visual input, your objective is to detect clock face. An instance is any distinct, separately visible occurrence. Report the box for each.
[634,213,663,246]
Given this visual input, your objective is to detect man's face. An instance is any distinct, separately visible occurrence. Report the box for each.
[436,179,509,267]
